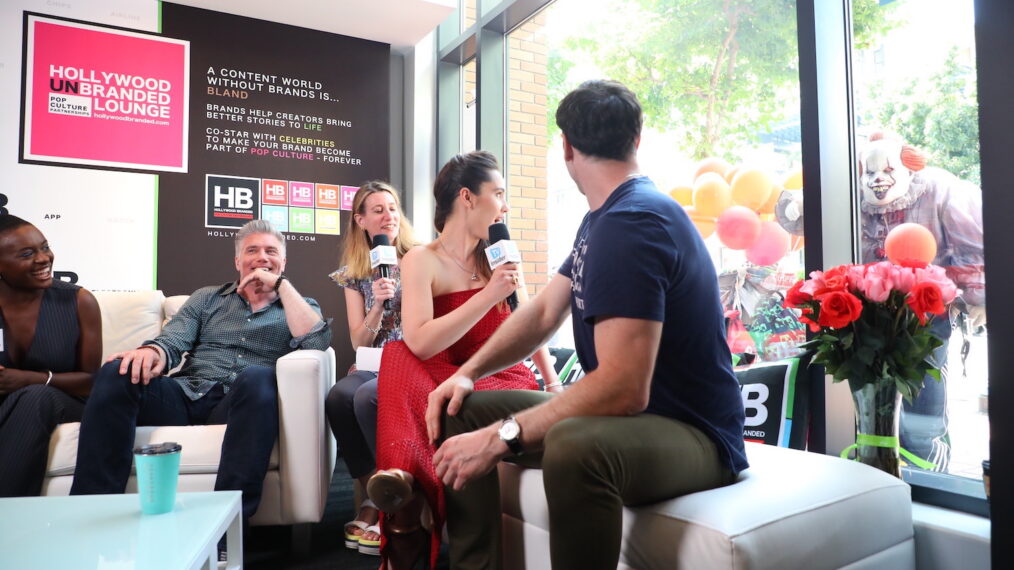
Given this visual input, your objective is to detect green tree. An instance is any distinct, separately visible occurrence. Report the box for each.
[546,0,894,159]
[872,48,980,184]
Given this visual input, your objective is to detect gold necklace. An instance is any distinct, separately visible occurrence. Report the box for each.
[437,238,479,281]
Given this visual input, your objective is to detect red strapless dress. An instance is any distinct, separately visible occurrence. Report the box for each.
[376,289,538,565]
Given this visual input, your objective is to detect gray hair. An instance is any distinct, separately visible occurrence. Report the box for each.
[234,219,286,256]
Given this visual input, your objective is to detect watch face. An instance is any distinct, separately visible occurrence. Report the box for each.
[499,419,520,440]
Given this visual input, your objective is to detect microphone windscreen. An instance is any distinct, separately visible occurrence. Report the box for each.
[488,222,511,243]
[372,234,391,248]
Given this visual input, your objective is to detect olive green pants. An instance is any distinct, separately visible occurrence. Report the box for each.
[442,390,734,570]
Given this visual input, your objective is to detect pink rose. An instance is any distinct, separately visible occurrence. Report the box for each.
[861,274,892,302]
[845,264,867,292]
[891,265,917,294]
[799,270,825,297]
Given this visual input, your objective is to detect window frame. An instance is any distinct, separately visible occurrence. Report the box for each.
[432,0,1006,531]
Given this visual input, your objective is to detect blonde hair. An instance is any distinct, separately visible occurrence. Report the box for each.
[341,181,418,279]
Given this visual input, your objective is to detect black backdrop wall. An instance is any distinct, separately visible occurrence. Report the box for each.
[158,2,391,369]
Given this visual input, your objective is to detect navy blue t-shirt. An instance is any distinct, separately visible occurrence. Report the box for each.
[558,177,748,475]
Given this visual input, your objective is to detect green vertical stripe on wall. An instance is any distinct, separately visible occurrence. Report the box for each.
[153,176,158,289]
[157,2,162,33]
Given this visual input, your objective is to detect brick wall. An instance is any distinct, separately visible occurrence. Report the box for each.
[507,11,549,296]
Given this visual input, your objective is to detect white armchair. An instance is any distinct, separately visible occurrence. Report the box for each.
[41,290,337,527]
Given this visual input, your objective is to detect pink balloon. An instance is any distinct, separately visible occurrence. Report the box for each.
[716,206,762,250]
[746,221,792,265]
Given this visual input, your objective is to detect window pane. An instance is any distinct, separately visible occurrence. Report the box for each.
[508,0,804,355]
[851,0,986,484]
[463,59,477,152]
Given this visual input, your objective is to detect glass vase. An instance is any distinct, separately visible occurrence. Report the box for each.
[851,381,903,478]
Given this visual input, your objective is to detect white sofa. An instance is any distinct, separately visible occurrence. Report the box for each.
[499,442,915,569]
[42,290,337,527]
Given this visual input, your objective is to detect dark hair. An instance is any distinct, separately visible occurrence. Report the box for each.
[433,150,500,232]
[432,150,500,282]
[555,80,642,160]
[0,214,32,236]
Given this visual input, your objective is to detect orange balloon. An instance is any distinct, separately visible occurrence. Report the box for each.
[692,173,732,217]
[783,168,803,190]
[716,206,762,250]
[694,157,732,181]
[885,223,937,267]
[669,185,693,206]
[683,206,716,239]
[759,184,782,215]
[731,168,773,211]
[724,165,741,184]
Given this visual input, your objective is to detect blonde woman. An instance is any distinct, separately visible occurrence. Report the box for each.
[326,181,417,556]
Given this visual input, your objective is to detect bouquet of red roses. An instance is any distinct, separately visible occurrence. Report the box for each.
[783,261,959,402]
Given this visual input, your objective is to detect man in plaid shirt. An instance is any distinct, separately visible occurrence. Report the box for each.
[71,220,331,522]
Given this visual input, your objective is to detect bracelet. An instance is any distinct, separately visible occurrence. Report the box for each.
[363,318,381,335]
[44,370,54,386]
[545,381,563,389]
[273,274,287,292]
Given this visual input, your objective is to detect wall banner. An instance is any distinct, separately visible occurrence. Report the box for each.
[20,13,189,172]
[158,3,391,365]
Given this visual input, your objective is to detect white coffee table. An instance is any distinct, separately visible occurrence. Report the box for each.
[0,491,242,569]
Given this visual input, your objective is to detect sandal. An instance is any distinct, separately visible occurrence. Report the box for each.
[344,498,381,550]
[358,524,382,556]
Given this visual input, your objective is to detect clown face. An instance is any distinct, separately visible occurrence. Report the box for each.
[860,139,913,207]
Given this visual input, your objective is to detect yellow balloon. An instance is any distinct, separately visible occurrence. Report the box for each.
[731,168,773,211]
[694,157,732,181]
[759,184,782,215]
[783,168,803,190]
[692,173,732,218]
[684,206,716,239]
[669,185,693,206]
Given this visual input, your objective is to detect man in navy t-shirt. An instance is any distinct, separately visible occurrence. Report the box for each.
[425,80,747,570]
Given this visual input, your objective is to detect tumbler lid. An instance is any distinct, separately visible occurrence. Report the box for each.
[133,442,182,455]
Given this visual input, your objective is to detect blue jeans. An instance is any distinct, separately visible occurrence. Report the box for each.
[900,317,951,470]
[70,361,279,520]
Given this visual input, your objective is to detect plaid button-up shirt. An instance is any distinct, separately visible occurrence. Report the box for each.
[146,281,331,400]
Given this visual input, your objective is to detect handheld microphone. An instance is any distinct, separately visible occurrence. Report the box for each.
[486,223,522,311]
[370,234,398,311]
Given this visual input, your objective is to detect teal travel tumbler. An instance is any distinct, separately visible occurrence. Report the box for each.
[133,442,182,515]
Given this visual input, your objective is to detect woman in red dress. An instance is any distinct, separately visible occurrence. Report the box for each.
[368,151,559,568]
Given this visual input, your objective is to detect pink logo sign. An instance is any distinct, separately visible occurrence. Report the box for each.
[289,181,314,207]
[340,186,358,211]
[22,16,190,172]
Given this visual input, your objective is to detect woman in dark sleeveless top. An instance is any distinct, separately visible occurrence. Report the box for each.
[0,215,101,496]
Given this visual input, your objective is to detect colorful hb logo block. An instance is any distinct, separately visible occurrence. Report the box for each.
[289,181,314,207]
[206,174,259,229]
[262,179,288,206]
[261,204,289,232]
[316,184,339,209]
[340,186,358,211]
[289,207,315,233]
[315,209,341,235]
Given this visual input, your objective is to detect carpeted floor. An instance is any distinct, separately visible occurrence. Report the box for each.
[243,461,446,569]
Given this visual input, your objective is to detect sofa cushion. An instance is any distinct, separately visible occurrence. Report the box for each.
[92,290,166,359]
[500,442,913,569]
[47,422,278,477]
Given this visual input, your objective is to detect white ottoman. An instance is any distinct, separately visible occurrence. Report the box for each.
[499,442,915,569]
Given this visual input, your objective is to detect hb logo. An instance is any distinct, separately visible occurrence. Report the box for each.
[206,175,260,229]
